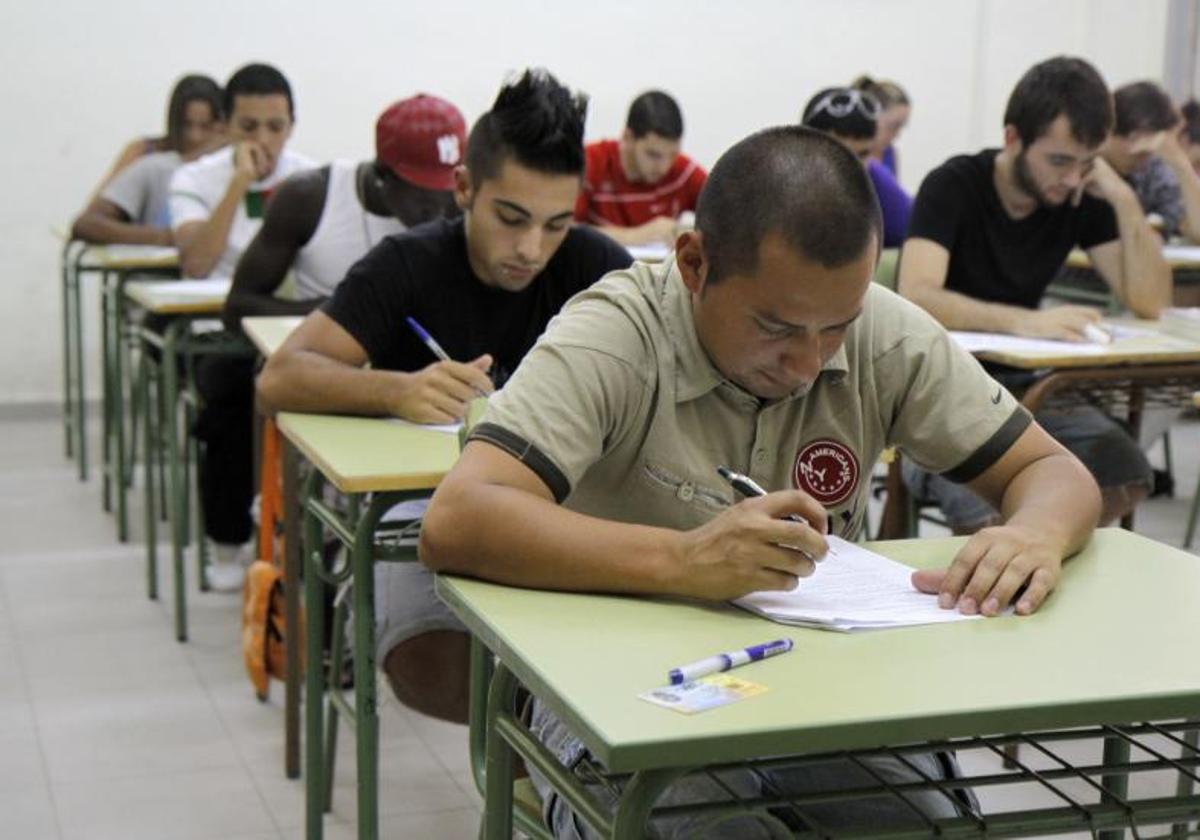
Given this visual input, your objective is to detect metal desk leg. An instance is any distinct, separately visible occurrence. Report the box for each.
[100,270,113,512]
[1099,733,1131,840]
[283,438,302,779]
[162,319,189,642]
[304,469,329,840]
[351,497,389,840]
[74,259,89,481]
[483,664,521,840]
[1172,721,1200,839]
[61,241,74,461]
[140,342,158,600]
[113,269,130,542]
[468,636,493,796]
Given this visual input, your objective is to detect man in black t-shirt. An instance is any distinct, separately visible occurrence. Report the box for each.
[257,69,631,723]
[898,56,1170,532]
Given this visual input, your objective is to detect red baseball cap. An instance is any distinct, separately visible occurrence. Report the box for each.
[375,94,467,191]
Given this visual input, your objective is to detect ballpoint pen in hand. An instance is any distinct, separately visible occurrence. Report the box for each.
[716,465,836,558]
[405,316,491,398]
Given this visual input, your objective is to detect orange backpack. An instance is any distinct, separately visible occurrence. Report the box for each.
[242,418,304,701]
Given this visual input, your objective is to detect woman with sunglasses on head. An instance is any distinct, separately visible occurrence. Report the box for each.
[853,75,911,178]
[802,86,913,247]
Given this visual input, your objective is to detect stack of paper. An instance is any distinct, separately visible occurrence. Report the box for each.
[733,537,981,632]
[948,331,1107,356]
[1160,308,1200,343]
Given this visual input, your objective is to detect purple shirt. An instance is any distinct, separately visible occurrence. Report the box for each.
[868,159,912,248]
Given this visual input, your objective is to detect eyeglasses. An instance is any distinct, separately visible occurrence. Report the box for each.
[807,89,882,122]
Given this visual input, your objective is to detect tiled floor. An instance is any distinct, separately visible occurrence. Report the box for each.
[0,412,1196,839]
[0,417,480,840]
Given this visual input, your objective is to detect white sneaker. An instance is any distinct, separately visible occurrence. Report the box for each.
[205,541,254,592]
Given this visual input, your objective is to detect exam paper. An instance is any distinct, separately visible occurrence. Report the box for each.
[628,243,672,262]
[1163,244,1200,263]
[948,331,1107,356]
[733,537,982,631]
[385,417,463,436]
[158,278,233,297]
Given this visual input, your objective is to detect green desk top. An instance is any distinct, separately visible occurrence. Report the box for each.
[124,278,229,314]
[277,412,460,493]
[437,528,1200,773]
[242,316,302,358]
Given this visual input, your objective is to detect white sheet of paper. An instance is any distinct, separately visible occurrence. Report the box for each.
[628,243,672,262]
[733,536,983,632]
[385,417,463,435]
[1163,244,1200,263]
[949,331,1107,356]
[157,278,232,297]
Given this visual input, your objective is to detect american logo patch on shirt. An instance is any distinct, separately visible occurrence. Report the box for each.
[793,439,859,506]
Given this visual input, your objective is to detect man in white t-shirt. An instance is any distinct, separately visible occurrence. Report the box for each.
[168,62,314,588]
[169,62,314,278]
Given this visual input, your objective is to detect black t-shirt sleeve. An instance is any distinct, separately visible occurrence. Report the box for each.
[321,238,411,368]
[905,163,969,249]
[1075,194,1119,249]
[563,226,634,294]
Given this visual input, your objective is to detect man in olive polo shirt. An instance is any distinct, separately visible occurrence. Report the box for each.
[421,127,1103,835]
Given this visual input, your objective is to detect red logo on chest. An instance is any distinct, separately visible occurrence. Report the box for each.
[793,439,859,506]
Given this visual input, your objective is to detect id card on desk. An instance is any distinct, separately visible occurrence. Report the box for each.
[639,674,767,715]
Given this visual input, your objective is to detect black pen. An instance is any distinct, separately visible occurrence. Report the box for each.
[716,466,836,558]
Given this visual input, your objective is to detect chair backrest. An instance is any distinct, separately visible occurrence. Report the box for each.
[874,247,900,291]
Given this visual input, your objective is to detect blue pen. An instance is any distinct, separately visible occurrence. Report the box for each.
[405,316,452,363]
[668,638,793,686]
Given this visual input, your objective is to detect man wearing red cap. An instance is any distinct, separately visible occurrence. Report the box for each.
[199,95,465,592]
[224,94,465,327]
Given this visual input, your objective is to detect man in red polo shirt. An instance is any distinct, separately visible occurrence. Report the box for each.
[574,90,707,247]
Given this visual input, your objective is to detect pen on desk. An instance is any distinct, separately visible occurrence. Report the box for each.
[1083,323,1112,345]
[716,465,836,557]
[668,638,793,686]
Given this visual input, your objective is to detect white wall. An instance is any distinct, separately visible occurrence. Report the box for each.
[0,0,1171,404]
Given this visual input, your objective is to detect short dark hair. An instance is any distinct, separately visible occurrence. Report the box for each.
[1181,100,1200,145]
[696,126,881,281]
[626,90,684,140]
[165,74,223,153]
[1113,81,1179,136]
[224,63,294,121]
[851,75,910,108]
[1003,56,1111,148]
[801,87,880,141]
[465,68,587,184]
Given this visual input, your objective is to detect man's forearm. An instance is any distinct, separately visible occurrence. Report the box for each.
[72,213,170,246]
[421,477,682,594]
[998,452,1100,556]
[257,351,409,416]
[1111,191,1172,317]
[906,285,1031,333]
[178,177,250,277]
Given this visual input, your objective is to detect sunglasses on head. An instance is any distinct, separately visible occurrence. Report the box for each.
[809,89,882,122]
